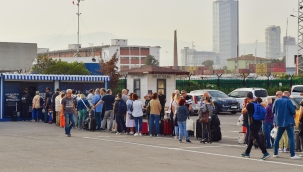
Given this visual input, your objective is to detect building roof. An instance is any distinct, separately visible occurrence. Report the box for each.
[120,66,189,75]
[227,55,270,61]
[1,74,109,81]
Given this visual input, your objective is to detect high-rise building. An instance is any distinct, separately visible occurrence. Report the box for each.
[213,0,239,66]
[265,26,281,58]
[180,48,216,66]
[283,36,296,52]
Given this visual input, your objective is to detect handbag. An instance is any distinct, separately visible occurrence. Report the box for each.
[200,105,209,123]
[129,101,135,120]
[81,98,90,111]
[186,118,194,131]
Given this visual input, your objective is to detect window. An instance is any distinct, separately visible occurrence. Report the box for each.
[157,79,166,95]
[228,91,238,98]
[134,79,141,97]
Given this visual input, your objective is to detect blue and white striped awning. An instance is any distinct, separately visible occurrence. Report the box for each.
[2,74,110,82]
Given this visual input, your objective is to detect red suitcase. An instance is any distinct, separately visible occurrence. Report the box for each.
[162,119,173,136]
[142,122,149,135]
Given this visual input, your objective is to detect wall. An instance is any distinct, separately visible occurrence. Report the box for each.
[0,42,37,71]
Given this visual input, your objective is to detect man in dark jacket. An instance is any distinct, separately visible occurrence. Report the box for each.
[52,88,60,124]
[21,88,31,121]
[241,92,270,160]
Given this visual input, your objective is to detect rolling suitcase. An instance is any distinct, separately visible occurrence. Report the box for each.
[195,119,202,139]
[83,118,89,130]
[88,117,96,131]
[12,102,18,121]
[210,114,220,127]
[142,122,149,135]
[295,131,302,152]
[211,126,221,142]
[162,119,173,136]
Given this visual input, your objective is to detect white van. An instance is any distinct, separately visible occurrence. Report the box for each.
[291,85,303,96]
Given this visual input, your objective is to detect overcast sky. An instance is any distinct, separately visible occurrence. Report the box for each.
[0,0,299,55]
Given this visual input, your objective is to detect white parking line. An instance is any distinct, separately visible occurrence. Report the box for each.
[82,136,303,167]
[184,146,222,149]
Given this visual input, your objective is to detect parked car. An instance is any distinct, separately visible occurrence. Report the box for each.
[189,90,240,114]
[268,95,303,130]
[291,85,303,96]
[228,88,268,109]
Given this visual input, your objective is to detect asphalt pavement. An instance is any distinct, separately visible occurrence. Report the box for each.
[0,112,302,172]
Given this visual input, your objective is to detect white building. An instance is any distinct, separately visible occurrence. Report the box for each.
[38,39,161,71]
[179,48,217,66]
[213,0,239,66]
[265,26,281,58]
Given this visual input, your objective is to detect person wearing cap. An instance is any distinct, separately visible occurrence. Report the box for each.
[241,92,270,160]
[52,88,60,124]
[32,91,41,122]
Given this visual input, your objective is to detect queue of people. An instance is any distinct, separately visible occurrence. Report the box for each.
[240,91,303,160]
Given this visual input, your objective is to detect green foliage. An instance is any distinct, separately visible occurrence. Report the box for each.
[99,53,121,90]
[32,55,90,75]
[144,55,159,66]
[202,60,214,69]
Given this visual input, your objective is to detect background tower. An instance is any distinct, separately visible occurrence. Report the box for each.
[173,30,178,69]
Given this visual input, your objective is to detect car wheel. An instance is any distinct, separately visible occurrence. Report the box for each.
[231,111,237,114]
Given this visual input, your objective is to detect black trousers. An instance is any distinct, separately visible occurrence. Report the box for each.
[21,104,29,120]
[160,105,165,118]
[202,122,211,141]
[52,107,56,123]
[245,123,267,154]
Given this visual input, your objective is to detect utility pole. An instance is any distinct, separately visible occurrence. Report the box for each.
[75,0,84,59]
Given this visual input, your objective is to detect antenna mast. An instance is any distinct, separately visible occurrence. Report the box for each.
[75,0,84,58]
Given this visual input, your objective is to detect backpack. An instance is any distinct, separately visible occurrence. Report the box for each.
[21,95,27,104]
[252,102,266,121]
[117,100,127,114]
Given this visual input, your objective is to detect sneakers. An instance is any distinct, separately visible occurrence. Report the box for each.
[129,132,134,135]
[278,148,283,153]
[179,140,182,143]
[174,136,178,139]
[261,153,270,160]
[156,134,161,137]
[65,134,71,137]
[186,140,191,143]
[31,120,35,122]
[134,133,139,136]
[273,154,278,158]
[241,152,250,158]
[149,134,152,137]
[139,133,142,136]
[116,132,121,135]
[290,155,301,160]
[283,148,289,153]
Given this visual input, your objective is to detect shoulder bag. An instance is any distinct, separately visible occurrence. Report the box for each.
[81,98,90,111]
[200,104,209,123]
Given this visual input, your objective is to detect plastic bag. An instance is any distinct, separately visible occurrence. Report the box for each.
[186,118,194,131]
[237,121,242,127]
[270,127,278,139]
[238,132,246,144]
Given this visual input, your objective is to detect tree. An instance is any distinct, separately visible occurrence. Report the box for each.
[144,55,159,66]
[202,60,214,68]
[32,55,90,75]
[99,53,121,89]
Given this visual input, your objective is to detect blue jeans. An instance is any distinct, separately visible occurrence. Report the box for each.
[177,121,189,141]
[244,123,250,144]
[263,122,274,147]
[116,114,126,132]
[32,108,40,121]
[96,112,102,130]
[274,124,295,156]
[64,113,75,135]
[134,116,143,133]
[174,126,179,136]
[149,114,160,135]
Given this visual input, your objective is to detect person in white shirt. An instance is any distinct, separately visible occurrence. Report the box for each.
[132,93,143,136]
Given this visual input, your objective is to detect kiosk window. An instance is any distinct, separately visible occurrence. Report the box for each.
[134,79,141,97]
[157,79,166,95]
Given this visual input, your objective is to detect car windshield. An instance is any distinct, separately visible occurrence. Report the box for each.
[208,91,229,98]
[292,86,303,93]
[255,90,268,97]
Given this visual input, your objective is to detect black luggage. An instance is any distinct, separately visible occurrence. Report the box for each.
[196,119,202,139]
[211,126,222,142]
[295,131,302,152]
[12,111,18,121]
[253,123,266,149]
[188,130,194,137]
[88,117,96,131]
[83,118,89,130]
[210,114,220,126]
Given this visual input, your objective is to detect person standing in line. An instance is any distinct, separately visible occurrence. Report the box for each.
[126,93,135,134]
[181,90,192,112]
[148,93,162,137]
[59,92,66,128]
[87,89,94,106]
[21,88,31,121]
[121,89,129,102]
[242,97,250,145]
[114,93,127,134]
[264,97,274,149]
[272,91,300,159]
[169,92,176,135]
[31,91,41,122]
[298,99,303,157]
[71,90,79,128]
[158,91,166,118]
[172,93,181,139]
[143,94,151,123]
[177,99,191,143]
[241,92,270,160]
[51,88,60,124]
[94,89,116,131]
[100,88,106,127]
[55,91,63,126]
[132,93,143,136]
[43,87,51,123]
[91,88,102,130]
[199,93,213,143]
[61,89,76,137]
[77,94,90,130]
